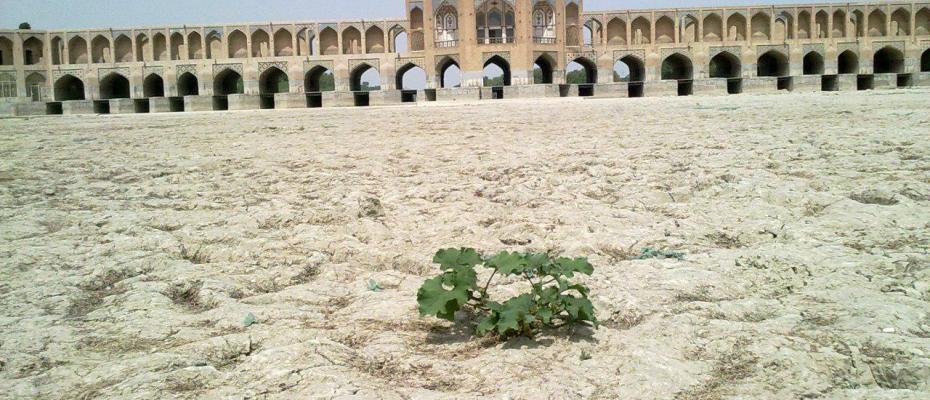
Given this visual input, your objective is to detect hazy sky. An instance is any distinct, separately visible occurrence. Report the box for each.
[2,0,837,30]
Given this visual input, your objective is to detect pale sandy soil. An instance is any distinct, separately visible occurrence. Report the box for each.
[0,91,929,400]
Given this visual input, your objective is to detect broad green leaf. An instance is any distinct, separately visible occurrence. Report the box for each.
[558,281,590,297]
[487,251,528,275]
[476,315,498,336]
[555,257,594,277]
[537,308,554,324]
[433,248,482,270]
[525,253,550,270]
[417,276,471,321]
[496,294,535,335]
[562,296,597,324]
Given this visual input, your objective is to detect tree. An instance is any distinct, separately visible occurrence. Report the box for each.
[565,69,588,84]
[19,22,31,30]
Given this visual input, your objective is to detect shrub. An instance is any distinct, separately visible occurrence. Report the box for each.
[417,248,597,338]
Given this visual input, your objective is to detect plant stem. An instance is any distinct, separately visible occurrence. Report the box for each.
[481,269,498,297]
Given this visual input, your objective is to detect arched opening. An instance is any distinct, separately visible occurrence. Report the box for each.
[319,28,338,55]
[483,55,511,86]
[815,11,829,38]
[170,32,183,60]
[631,17,651,45]
[54,75,85,101]
[655,16,675,44]
[350,64,381,91]
[438,58,461,88]
[917,8,930,36]
[25,73,46,101]
[709,52,741,78]
[305,66,335,92]
[99,73,130,100]
[922,49,930,72]
[274,29,293,56]
[259,67,288,108]
[798,11,812,39]
[892,9,911,36]
[91,35,110,63]
[409,7,425,50]
[477,1,515,44]
[135,34,150,62]
[206,32,222,59]
[0,72,14,97]
[114,35,132,63]
[396,63,426,90]
[704,14,723,42]
[838,51,859,74]
[259,67,289,94]
[868,10,887,37]
[342,27,361,55]
[296,29,311,56]
[751,13,771,40]
[614,56,645,82]
[251,29,270,57]
[533,2,556,42]
[177,72,199,96]
[727,13,747,41]
[51,37,63,65]
[143,74,165,98]
[188,32,203,59]
[365,26,385,53]
[565,3,580,46]
[582,24,594,46]
[21,37,43,65]
[214,69,244,96]
[852,11,865,38]
[68,36,88,64]
[533,55,554,84]
[803,52,824,75]
[228,30,247,58]
[435,4,459,44]
[833,10,847,38]
[566,57,596,84]
[874,46,904,74]
[774,14,793,41]
[585,19,603,46]
[153,33,167,61]
[661,53,693,80]
[682,16,699,43]
[758,50,789,77]
[390,26,407,53]
[607,18,627,45]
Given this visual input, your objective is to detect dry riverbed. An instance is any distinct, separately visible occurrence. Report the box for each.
[1,91,929,399]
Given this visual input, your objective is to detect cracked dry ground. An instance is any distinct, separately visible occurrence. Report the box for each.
[1,91,929,400]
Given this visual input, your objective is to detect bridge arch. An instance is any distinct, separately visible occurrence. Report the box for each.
[757,50,789,77]
[661,53,693,80]
[99,72,130,99]
[709,51,741,78]
[803,52,825,75]
[214,68,243,95]
[54,74,85,101]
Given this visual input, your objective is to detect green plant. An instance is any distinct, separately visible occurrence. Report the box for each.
[635,247,685,260]
[416,248,597,338]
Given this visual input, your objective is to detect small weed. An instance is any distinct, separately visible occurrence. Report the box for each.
[165,281,217,312]
[367,279,383,292]
[179,244,210,264]
[417,248,597,339]
[635,247,685,260]
[243,313,257,327]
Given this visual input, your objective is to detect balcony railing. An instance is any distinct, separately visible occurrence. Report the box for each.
[480,37,514,44]
[533,36,556,44]
[434,40,458,48]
